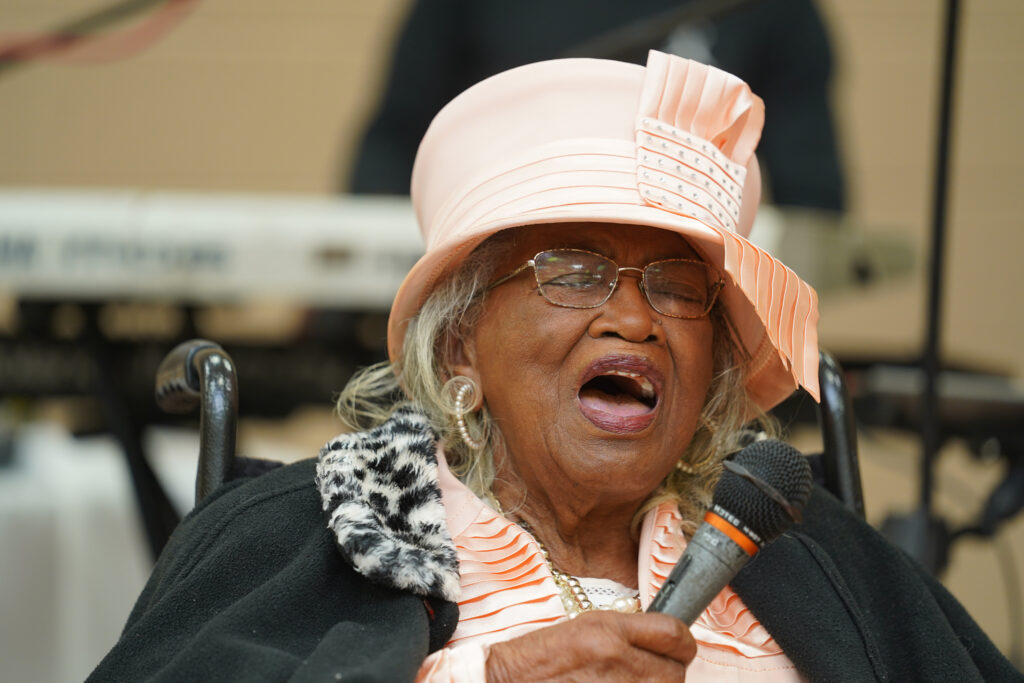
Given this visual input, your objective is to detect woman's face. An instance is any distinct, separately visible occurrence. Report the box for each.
[453,222,716,507]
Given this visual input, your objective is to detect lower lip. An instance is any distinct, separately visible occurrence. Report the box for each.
[577,398,657,434]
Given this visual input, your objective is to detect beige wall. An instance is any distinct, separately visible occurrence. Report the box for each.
[2,0,411,192]
[2,0,1023,666]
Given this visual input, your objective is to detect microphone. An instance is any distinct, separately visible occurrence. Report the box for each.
[647,439,813,624]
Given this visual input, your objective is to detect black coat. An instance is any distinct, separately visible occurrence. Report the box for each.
[89,458,1020,682]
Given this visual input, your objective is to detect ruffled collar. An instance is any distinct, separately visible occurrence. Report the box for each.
[314,405,785,663]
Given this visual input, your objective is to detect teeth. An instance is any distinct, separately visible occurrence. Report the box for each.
[606,370,655,399]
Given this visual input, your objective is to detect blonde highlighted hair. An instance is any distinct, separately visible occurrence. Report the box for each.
[335,230,775,533]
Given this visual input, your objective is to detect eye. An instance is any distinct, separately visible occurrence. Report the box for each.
[645,260,713,307]
[650,281,705,304]
[540,271,604,289]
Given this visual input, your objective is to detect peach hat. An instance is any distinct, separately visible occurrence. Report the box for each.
[387,50,820,410]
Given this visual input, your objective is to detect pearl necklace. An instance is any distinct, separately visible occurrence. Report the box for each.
[513,516,642,618]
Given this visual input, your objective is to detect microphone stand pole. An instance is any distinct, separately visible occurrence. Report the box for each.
[884,0,961,574]
[920,0,960,513]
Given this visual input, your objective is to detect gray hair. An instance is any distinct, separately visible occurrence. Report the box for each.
[335,231,775,532]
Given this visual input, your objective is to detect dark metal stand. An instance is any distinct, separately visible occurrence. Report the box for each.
[880,0,961,576]
[879,2,1024,586]
[920,0,961,522]
[83,306,181,561]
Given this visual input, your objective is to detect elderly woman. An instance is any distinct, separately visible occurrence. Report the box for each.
[90,52,1016,682]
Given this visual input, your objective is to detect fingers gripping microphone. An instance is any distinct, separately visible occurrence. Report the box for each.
[648,439,813,625]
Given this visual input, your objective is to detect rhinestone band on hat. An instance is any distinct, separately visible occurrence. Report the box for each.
[635,117,747,232]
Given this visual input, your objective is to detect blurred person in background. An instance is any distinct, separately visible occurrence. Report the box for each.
[349,0,844,215]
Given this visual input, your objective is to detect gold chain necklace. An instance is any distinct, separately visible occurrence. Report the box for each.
[499,505,641,618]
[535,533,642,618]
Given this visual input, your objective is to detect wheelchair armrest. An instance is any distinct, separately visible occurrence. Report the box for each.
[816,351,865,518]
[156,339,238,505]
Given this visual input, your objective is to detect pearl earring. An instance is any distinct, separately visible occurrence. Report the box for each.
[699,412,719,434]
[676,460,698,475]
[454,379,483,451]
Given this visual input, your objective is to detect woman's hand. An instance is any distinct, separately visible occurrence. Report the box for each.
[485,611,695,681]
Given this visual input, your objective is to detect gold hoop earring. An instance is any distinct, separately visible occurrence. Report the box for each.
[454,378,483,451]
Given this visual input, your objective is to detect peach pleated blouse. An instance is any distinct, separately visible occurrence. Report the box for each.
[416,455,805,681]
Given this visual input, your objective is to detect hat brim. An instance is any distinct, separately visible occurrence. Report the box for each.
[387,201,819,412]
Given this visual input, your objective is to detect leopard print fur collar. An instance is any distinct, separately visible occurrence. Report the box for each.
[315,405,460,603]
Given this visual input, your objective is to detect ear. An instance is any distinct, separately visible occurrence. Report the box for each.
[446,331,484,411]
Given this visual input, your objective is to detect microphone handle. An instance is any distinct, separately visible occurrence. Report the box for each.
[647,522,753,625]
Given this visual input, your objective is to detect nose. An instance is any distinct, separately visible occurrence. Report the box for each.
[588,269,665,343]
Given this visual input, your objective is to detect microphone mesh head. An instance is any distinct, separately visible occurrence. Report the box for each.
[712,439,813,543]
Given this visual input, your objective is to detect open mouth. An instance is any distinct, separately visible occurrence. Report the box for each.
[577,359,661,433]
[580,372,657,414]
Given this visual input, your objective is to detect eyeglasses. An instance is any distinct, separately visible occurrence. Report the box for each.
[487,248,723,319]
